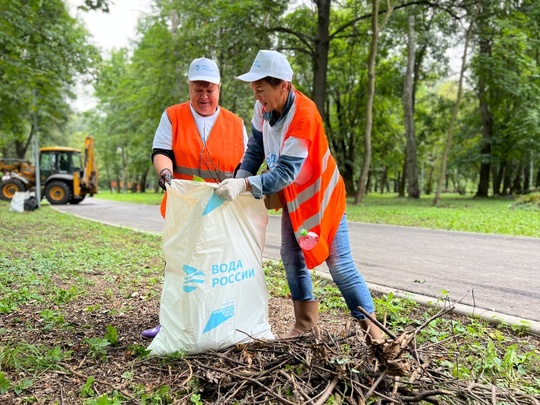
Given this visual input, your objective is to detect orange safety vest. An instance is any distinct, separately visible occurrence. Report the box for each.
[281,90,347,269]
[160,102,245,217]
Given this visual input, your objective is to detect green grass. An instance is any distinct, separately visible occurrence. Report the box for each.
[95,189,165,205]
[345,193,540,238]
[96,190,540,238]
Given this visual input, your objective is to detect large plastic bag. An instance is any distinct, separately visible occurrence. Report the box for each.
[148,180,273,355]
[10,191,29,213]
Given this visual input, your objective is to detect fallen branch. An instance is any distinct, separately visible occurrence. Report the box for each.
[313,376,339,405]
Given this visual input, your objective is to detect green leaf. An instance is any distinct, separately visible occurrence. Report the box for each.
[0,372,10,394]
[105,325,119,346]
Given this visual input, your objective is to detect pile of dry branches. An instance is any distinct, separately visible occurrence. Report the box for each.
[123,306,539,404]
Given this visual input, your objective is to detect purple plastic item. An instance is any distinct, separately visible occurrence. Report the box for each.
[141,324,161,339]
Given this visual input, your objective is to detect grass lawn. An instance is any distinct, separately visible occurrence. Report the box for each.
[96,189,540,238]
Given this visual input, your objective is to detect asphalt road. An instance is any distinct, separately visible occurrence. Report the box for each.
[53,197,540,327]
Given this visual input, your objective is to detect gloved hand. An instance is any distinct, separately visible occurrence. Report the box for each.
[214,178,247,201]
[158,168,172,190]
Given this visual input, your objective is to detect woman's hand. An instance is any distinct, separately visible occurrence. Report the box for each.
[215,178,247,201]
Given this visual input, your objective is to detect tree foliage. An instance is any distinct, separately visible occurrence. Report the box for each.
[0,0,99,158]
[2,0,539,197]
[471,0,540,196]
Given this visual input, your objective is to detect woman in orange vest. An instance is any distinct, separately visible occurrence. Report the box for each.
[215,50,383,343]
[142,57,247,339]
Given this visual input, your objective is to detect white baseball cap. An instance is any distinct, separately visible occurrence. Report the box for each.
[236,50,293,82]
[188,57,220,84]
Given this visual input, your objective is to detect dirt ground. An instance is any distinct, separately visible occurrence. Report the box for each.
[2,272,540,404]
[0,276,352,404]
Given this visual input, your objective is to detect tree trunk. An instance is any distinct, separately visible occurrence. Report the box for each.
[475,38,493,198]
[115,175,121,193]
[354,0,394,204]
[353,0,379,204]
[398,157,406,197]
[20,126,35,159]
[340,128,357,195]
[140,167,149,193]
[523,156,531,194]
[502,160,512,196]
[434,5,477,205]
[379,166,388,194]
[493,164,503,195]
[403,8,420,199]
[311,0,331,117]
[511,161,523,195]
[366,170,372,194]
[425,165,434,195]
[121,146,128,194]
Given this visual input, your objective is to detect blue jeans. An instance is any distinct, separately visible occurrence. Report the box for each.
[280,208,375,320]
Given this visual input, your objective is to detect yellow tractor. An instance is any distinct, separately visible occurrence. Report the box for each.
[0,136,98,205]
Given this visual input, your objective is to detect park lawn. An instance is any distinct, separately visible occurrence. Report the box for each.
[96,190,540,238]
[346,193,540,238]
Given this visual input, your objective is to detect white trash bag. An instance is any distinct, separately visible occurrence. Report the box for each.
[10,191,30,213]
[148,180,273,355]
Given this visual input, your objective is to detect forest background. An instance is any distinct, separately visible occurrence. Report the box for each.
[1,0,540,203]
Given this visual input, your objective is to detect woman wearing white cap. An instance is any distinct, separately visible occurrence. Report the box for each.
[142,57,248,339]
[215,50,383,342]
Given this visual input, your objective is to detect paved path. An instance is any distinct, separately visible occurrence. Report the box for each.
[53,197,540,330]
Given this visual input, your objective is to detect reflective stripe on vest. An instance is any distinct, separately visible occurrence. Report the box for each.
[288,150,341,239]
[173,165,235,180]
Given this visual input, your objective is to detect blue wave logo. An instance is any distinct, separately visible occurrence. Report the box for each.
[183,264,205,293]
[203,304,235,333]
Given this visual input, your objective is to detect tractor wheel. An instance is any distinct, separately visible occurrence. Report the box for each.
[0,178,26,201]
[45,181,72,205]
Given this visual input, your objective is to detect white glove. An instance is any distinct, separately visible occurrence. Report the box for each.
[215,178,247,201]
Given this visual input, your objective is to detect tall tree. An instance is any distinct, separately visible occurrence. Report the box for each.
[403,6,420,198]
[354,0,395,204]
[311,0,331,116]
[433,6,477,206]
[474,2,495,197]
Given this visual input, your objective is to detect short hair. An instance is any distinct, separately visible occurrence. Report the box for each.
[189,80,219,89]
[260,76,282,87]
[254,76,292,90]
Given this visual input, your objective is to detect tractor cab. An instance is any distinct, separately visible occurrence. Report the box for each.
[39,147,82,180]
